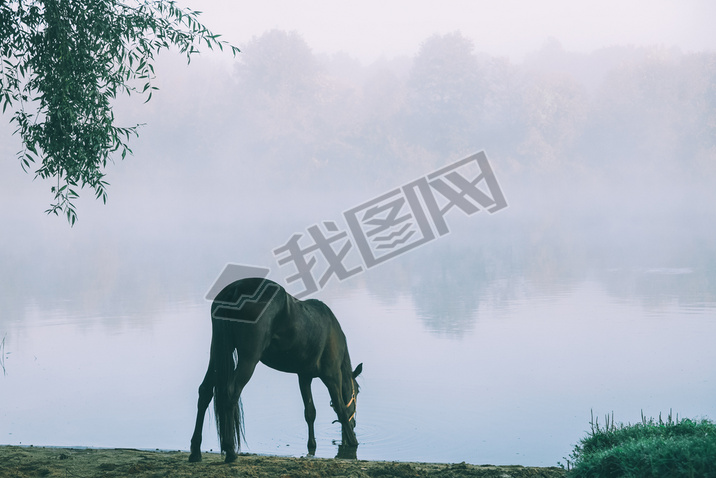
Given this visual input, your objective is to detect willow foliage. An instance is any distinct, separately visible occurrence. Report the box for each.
[0,0,239,224]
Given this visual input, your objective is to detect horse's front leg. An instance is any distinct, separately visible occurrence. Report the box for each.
[322,376,358,448]
[189,364,215,462]
[298,374,317,455]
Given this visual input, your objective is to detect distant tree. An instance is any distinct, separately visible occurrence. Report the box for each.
[405,32,484,155]
[236,30,318,98]
[232,30,324,170]
[519,72,587,169]
[583,47,716,179]
[0,0,238,224]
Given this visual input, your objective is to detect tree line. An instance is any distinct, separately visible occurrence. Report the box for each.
[129,30,715,206]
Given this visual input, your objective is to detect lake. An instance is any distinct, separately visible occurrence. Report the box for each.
[2,194,715,467]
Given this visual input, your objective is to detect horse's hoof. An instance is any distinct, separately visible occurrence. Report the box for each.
[188,452,202,463]
[224,451,238,464]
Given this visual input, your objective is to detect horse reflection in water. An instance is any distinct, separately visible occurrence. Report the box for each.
[189,278,362,463]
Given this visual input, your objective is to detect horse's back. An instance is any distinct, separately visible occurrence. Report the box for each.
[300,298,338,322]
[211,278,287,325]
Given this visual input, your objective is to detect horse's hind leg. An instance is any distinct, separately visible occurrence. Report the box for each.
[219,356,259,463]
[298,374,317,455]
[189,364,215,462]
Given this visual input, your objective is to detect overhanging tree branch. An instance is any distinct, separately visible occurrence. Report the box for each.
[0,0,239,225]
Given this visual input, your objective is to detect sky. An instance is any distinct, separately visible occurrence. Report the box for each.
[186,0,716,63]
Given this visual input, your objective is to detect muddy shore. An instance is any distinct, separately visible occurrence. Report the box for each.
[0,445,566,477]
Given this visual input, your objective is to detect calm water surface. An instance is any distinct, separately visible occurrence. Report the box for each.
[2,219,715,467]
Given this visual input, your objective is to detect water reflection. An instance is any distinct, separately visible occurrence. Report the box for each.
[349,214,716,336]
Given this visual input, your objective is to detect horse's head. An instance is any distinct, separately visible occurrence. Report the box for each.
[346,363,362,428]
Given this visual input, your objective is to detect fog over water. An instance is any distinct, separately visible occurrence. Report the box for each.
[1,2,715,466]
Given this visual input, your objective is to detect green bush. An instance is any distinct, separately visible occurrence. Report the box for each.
[567,412,716,478]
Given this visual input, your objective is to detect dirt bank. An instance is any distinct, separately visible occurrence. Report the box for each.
[0,446,566,477]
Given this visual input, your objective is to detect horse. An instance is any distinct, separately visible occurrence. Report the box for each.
[189,277,362,463]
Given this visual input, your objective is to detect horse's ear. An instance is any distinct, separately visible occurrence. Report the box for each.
[353,363,363,378]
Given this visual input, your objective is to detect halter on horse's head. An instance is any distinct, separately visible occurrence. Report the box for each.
[346,377,357,425]
[334,362,362,428]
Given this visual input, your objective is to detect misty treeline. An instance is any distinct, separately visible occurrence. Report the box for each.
[3,30,714,327]
[125,30,715,210]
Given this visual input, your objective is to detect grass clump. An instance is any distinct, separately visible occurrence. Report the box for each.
[567,411,716,477]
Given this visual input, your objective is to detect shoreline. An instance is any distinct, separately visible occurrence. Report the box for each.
[0,445,567,477]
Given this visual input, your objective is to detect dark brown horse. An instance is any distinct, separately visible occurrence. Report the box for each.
[189,278,362,463]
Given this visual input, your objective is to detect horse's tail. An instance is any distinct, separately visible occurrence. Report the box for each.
[211,324,244,455]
